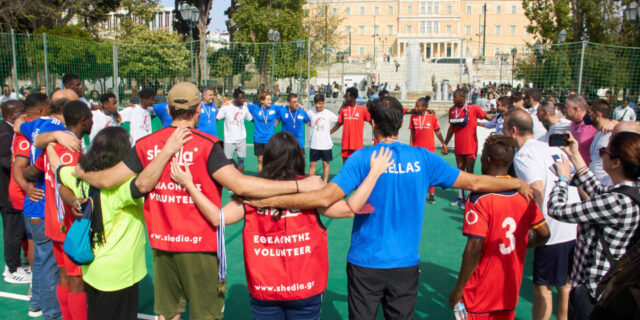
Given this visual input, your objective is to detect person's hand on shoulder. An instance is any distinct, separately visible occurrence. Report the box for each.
[163,127,192,155]
[170,158,194,189]
[297,175,326,193]
[369,147,393,177]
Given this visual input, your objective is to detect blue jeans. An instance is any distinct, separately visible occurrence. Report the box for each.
[26,216,61,320]
[569,284,596,320]
[250,294,322,320]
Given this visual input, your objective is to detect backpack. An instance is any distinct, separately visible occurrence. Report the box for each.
[594,186,640,309]
[62,184,100,265]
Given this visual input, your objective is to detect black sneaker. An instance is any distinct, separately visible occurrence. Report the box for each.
[427,194,436,204]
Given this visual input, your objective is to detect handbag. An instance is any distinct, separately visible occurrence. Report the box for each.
[449,104,469,128]
[63,186,97,265]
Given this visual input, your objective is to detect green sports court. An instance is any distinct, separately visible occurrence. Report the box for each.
[0,116,563,319]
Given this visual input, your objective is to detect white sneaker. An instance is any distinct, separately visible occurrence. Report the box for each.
[4,267,31,284]
[2,265,8,277]
[28,307,42,317]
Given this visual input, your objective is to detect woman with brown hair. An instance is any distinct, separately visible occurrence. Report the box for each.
[549,131,640,320]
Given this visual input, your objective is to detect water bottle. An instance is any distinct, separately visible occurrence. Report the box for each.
[453,301,468,320]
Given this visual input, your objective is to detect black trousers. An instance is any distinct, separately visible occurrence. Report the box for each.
[347,263,419,320]
[85,281,139,320]
[1,207,26,272]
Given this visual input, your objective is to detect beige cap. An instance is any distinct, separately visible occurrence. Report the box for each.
[168,82,200,109]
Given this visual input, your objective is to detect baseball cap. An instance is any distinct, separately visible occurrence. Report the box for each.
[168,82,200,109]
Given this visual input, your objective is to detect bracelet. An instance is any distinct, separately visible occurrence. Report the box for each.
[576,166,589,176]
[558,176,570,183]
[295,180,300,193]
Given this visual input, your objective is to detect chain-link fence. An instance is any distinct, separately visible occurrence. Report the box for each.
[2,31,640,106]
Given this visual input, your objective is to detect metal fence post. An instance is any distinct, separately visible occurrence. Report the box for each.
[203,39,208,86]
[307,38,311,97]
[43,33,49,94]
[10,29,18,93]
[113,42,119,106]
[578,41,587,95]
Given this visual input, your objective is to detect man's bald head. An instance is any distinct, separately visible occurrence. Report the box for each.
[503,108,534,137]
[50,88,78,115]
[612,121,640,139]
[1,100,25,123]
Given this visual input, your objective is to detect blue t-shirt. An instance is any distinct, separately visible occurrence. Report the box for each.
[277,107,309,148]
[331,142,460,269]
[152,102,172,128]
[20,117,66,218]
[247,104,283,144]
[196,102,218,137]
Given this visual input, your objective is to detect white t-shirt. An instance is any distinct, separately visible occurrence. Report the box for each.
[528,103,548,141]
[78,97,92,109]
[308,108,338,150]
[216,102,253,143]
[119,104,152,143]
[0,93,22,104]
[89,110,118,143]
[542,118,572,142]
[589,130,613,186]
[514,138,578,245]
[612,106,637,122]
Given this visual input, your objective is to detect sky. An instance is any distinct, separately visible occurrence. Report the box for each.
[159,0,230,32]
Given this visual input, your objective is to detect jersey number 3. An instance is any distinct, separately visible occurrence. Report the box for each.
[499,217,516,255]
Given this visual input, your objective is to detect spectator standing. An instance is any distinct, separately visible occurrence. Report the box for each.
[152,102,172,128]
[537,102,572,140]
[330,87,371,162]
[449,135,550,319]
[504,109,579,320]
[409,96,448,203]
[247,91,283,171]
[89,93,120,143]
[0,100,29,284]
[444,88,495,209]
[564,95,597,164]
[308,94,338,183]
[512,91,525,109]
[120,88,154,143]
[480,96,513,135]
[62,74,93,110]
[524,88,549,141]
[548,132,640,320]
[277,93,310,150]
[196,86,219,137]
[1,84,22,104]
[585,100,614,185]
[612,98,636,122]
[244,96,533,319]
[73,82,325,320]
[217,89,252,173]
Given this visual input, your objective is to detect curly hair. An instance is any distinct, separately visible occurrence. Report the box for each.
[482,135,518,169]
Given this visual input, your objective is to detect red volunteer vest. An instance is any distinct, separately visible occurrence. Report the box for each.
[243,204,328,301]
[136,127,222,252]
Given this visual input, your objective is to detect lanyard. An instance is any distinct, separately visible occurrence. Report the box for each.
[417,114,427,130]
[262,106,269,128]
[347,105,357,119]
[379,138,398,144]
[454,103,468,118]
[202,102,212,122]
[288,108,298,128]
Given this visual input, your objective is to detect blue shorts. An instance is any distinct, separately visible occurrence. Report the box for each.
[250,294,322,320]
[533,240,575,286]
[309,149,332,162]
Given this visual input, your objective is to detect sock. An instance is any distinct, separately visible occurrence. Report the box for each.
[57,285,72,320]
[68,291,88,320]
[21,241,28,259]
[458,189,464,200]
[429,187,435,195]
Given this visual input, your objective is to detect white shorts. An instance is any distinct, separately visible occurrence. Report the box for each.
[224,140,247,159]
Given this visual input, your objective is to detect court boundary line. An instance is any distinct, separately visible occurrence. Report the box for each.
[0,290,158,319]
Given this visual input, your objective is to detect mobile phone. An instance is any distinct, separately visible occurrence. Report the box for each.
[549,134,570,147]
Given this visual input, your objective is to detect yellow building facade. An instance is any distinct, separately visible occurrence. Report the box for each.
[305,0,534,60]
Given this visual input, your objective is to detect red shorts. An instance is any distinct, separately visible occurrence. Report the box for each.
[52,241,82,276]
[468,310,515,320]
[341,149,357,159]
[455,153,477,159]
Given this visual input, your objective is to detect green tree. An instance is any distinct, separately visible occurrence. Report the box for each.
[117,23,190,87]
[304,2,345,65]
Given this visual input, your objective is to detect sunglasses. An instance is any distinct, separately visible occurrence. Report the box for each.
[599,147,616,158]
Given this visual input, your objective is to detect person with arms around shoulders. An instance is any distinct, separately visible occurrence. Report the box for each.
[307,94,338,183]
[170,131,393,320]
[330,87,372,163]
[444,88,495,209]
[277,93,310,151]
[88,93,120,143]
[120,88,154,142]
[196,86,219,137]
[479,96,513,135]
[247,90,284,171]
[409,96,448,203]
[584,99,614,185]
[217,88,252,173]
[245,96,533,320]
[548,131,640,320]
[449,134,550,320]
[72,82,324,320]
[503,108,579,320]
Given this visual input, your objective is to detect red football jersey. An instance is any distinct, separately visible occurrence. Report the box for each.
[462,190,545,314]
[337,105,371,151]
[409,113,440,151]
[9,133,31,210]
[35,144,80,242]
[448,104,486,155]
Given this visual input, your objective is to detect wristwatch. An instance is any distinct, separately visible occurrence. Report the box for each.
[558,176,570,183]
